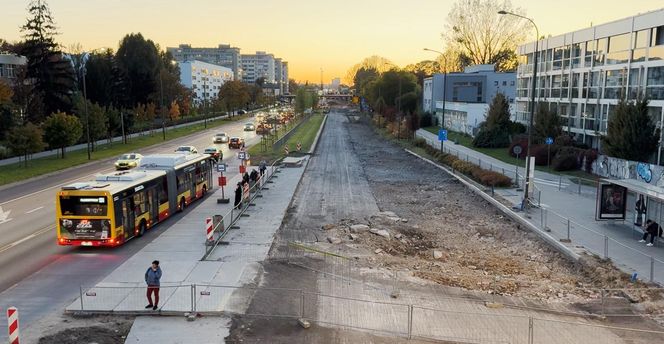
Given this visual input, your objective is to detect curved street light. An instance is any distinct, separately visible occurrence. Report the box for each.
[498,10,539,210]
[423,47,449,151]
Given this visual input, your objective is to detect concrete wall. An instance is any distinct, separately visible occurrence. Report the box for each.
[592,154,664,187]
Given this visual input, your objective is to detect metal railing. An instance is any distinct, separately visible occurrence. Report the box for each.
[202,158,282,260]
[73,282,664,343]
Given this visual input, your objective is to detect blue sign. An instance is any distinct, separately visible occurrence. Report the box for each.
[216,163,227,173]
[438,129,448,141]
[545,137,554,145]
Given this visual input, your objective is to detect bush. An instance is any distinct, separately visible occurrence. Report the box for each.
[583,149,598,173]
[551,147,583,171]
[472,128,510,148]
[420,112,433,128]
[413,138,427,148]
[530,144,558,166]
[507,135,529,159]
[471,169,512,187]
[509,121,527,135]
[451,160,475,174]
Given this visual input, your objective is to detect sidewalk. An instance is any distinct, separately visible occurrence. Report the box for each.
[65,159,307,342]
[416,129,664,285]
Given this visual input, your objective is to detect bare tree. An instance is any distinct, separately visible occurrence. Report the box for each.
[442,0,531,71]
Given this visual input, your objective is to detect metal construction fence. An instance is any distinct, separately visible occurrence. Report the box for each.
[202,158,282,260]
[73,281,664,343]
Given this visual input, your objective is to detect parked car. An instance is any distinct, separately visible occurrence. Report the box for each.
[243,122,256,131]
[203,147,222,162]
[228,137,245,149]
[213,132,229,144]
[238,110,247,115]
[114,153,143,170]
[175,145,198,154]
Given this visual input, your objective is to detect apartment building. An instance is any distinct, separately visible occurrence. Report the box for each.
[0,54,27,85]
[241,51,276,84]
[178,60,233,105]
[168,44,242,80]
[515,8,664,155]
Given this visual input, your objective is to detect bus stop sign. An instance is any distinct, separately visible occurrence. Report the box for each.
[216,163,227,173]
[438,129,448,141]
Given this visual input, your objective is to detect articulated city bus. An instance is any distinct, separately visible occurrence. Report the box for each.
[56,153,213,247]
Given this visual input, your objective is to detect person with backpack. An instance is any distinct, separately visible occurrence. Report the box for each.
[234,182,243,208]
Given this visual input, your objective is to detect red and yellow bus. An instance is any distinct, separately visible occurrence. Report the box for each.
[56,153,213,247]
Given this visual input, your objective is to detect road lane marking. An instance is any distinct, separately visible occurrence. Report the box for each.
[25,206,44,214]
[0,225,53,254]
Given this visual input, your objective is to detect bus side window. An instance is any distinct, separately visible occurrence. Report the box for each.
[114,200,123,228]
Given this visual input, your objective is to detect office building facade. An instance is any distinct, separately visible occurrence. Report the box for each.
[424,65,516,136]
[178,60,233,105]
[168,44,242,80]
[515,8,664,156]
[0,54,27,85]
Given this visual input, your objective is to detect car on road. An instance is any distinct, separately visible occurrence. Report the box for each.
[213,132,229,144]
[243,122,255,131]
[204,147,223,162]
[175,145,198,154]
[114,153,143,170]
[228,137,245,149]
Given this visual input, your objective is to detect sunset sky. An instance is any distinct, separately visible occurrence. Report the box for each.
[1,0,663,83]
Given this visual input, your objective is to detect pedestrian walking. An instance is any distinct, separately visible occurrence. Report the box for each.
[259,160,267,177]
[234,182,242,208]
[145,260,162,310]
[639,219,660,247]
[250,169,259,186]
[243,172,250,185]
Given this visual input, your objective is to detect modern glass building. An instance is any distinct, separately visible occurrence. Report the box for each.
[515,8,664,161]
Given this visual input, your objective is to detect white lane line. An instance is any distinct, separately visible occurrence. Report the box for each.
[25,206,44,214]
[0,226,53,254]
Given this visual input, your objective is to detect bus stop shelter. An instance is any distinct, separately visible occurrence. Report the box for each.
[600,178,664,231]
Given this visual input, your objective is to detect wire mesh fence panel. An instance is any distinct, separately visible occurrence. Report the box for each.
[195,285,302,317]
[533,317,664,344]
[305,292,410,337]
[81,285,191,312]
[158,285,194,312]
[411,306,529,344]
[80,285,138,312]
[606,237,654,281]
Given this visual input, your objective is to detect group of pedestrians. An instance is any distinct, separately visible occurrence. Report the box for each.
[234,160,268,208]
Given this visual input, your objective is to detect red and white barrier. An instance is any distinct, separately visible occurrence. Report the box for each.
[7,307,19,344]
[205,217,213,242]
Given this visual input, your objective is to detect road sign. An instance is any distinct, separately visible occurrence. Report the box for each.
[438,129,448,141]
[216,163,227,172]
[237,152,247,160]
[545,137,554,145]
[512,145,522,156]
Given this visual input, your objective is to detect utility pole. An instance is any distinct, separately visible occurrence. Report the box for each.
[82,66,91,160]
[159,69,166,140]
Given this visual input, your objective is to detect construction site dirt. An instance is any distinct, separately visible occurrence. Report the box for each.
[226,111,664,343]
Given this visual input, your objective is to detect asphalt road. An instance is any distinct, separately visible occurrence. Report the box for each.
[0,115,262,339]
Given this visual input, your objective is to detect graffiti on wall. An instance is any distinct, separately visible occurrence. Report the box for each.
[593,155,664,186]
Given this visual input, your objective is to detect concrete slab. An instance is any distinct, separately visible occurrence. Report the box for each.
[124,316,231,344]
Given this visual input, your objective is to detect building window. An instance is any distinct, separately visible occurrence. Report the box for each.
[494,81,498,86]
[608,33,631,53]
[651,26,664,46]
[502,81,507,86]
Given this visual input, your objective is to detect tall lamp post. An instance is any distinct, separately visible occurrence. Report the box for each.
[79,52,91,160]
[423,48,448,149]
[498,10,539,209]
[159,60,178,140]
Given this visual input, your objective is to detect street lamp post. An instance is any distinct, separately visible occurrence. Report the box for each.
[159,70,166,140]
[79,52,91,160]
[423,48,448,150]
[498,10,539,209]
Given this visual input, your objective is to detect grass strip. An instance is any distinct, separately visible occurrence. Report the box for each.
[248,114,325,163]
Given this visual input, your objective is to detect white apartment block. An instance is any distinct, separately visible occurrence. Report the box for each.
[178,60,233,105]
[515,8,664,158]
[241,51,276,84]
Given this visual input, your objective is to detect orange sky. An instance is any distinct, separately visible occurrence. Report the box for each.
[1,0,662,83]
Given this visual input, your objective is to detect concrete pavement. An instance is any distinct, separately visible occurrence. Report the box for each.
[415,129,664,285]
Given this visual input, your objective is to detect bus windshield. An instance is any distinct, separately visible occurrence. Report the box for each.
[59,196,108,216]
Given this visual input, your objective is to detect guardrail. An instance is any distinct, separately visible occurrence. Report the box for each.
[202,158,283,260]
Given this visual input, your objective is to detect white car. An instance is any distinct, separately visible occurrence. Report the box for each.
[175,146,198,154]
[213,133,229,144]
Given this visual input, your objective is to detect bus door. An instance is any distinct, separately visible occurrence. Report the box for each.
[148,188,158,224]
[123,198,135,238]
[189,171,196,200]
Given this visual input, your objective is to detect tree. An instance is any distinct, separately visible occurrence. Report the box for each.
[133,103,147,132]
[0,82,15,141]
[72,96,107,151]
[288,79,299,95]
[217,81,250,116]
[602,98,660,162]
[6,122,44,166]
[41,112,81,158]
[366,70,419,115]
[473,93,512,148]
[83,49,115,107]
[374,96,387,115]
[115,33,160,107]
[533,105,562,144]
[19,0,76,120]
[169,100,180,121]
[352,67,379,96]
[345,55,395,85]
[443,0,531,72]
[145,102,156,134]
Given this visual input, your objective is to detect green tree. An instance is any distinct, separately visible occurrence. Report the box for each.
[19,0,76,120]
[116,33,160,107]
[352,67,379,97]
[602,98,660,162]
[533,105,562,143]
[367,70,419,116]
[374,96,387,115]
[473,93,512,148]
[83,49,115,107]
[73,96,108,151]
[42,111,82,158]
[288,79,299,95]
[6,122,44,166]
[443,0,531,72]
[217,81,250,116]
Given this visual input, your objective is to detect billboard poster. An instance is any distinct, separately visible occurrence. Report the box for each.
[596,183,627,220]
